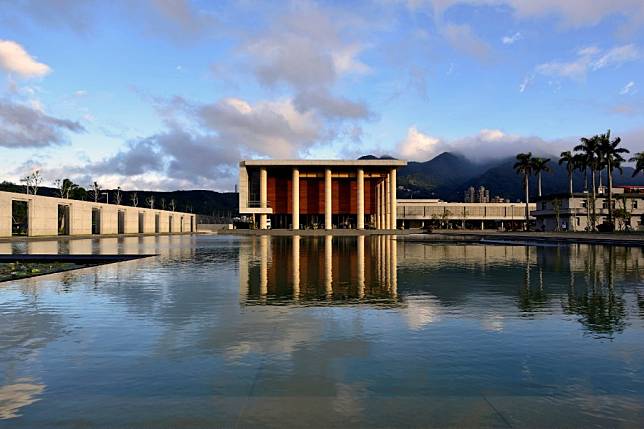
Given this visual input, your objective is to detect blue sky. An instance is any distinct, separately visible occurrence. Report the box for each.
[1,0,644,191]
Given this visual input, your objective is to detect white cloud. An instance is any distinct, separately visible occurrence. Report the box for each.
[0,40,51,78]
[502,32,522,45]
[619,81,636,95]
[535,44,640,80]
[397,127,445,161]
[397,127,567,162]
[519,73,533,92]
[591,44,640,70]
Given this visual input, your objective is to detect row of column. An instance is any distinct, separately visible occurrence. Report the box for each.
[258,167,398,230]
[242,235,397,301]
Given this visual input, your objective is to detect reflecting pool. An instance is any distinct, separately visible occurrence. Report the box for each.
[1,235,643,427]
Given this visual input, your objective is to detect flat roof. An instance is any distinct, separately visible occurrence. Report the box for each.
[240,159,407,167]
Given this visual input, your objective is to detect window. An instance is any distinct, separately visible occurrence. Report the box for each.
[576,217,580,226]
[633,200,639,209]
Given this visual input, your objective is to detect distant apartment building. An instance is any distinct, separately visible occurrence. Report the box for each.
[464,186,490,203]
[532,186,644,231]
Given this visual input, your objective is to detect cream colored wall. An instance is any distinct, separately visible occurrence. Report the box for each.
[0,193,11,236]
[0,191,196,238]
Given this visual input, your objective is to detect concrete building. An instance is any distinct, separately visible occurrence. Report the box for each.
[464,186,490,203]
[397,199,536,230]
[532,186,644,231]
[1,190,196,238]
[238,159,407,230]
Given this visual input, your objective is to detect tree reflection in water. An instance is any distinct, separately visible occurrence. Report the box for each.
[562,245,627,339]
[517,247,549,314]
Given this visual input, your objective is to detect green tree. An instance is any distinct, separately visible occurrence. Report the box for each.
[575,136,600,231]
[597,130,629,231]
[559,151,576,195]
[630,152,644,177]
[531,157,551,197]
[513,152,533,231]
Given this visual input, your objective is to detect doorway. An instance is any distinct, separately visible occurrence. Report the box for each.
[169,215,173,233]
[91,208,101,235]
[118,210,125,234]
[155,213,160,233]
[138,212,144,233]
[11,200,28,236]
[58,205,70,235]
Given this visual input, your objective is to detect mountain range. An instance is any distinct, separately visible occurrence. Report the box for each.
[3,152,643,216]
[397,152,644,202]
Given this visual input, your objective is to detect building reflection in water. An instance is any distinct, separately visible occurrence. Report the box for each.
[240,235,399,306]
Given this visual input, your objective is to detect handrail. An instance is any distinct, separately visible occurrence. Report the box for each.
[247,200,272,208]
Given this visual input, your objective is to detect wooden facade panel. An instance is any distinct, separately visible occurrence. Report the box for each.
[266,174,385,215]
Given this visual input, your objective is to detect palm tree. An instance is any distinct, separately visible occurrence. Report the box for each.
[531,157,551,197]
[597,130,629,230]
[575,136,600,231]
[559,151,576,195]
[630,152,644,177]
[514,152,533,231]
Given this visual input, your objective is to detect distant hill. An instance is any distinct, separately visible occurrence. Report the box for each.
[397,152,492,200]
[397,152,644,202]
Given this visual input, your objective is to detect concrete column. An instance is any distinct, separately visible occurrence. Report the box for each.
[357,168,365,230]
[379,180,385,230]
[390,168,397,230]
[292,168,300,230]
[385,173,391,229]
[375,182,380,229]
[325,168,332,230]
[260,168,268,230]
[357,235,365,299]
[292,235,300,300]
[391,236,398,299]
[325,235,333,297]
[260,235,268,299]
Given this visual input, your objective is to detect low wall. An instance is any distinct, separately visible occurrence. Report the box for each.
[0,191,196,238]
[197,223,233,232]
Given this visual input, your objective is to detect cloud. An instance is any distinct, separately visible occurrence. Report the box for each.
[441,23,491,60]
[416,0,644,29]
[591,44,640,70]
[519,73,534,92]
[198,97,321,159]
[144,0,218,40]
[0,0,97,34]
[397,127,446,161]
[501,32,522,45]
[397,127,567,162]
[620,81,636,95]
[535,45,640,80]
[0,40,51,78]
[0,99,85,148]
[293,90,371,120]
[240,3,371,125]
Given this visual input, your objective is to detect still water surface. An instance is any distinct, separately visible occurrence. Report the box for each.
[1,235,643,427]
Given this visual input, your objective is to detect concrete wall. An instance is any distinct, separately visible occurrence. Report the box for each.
[0,191,196,238]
